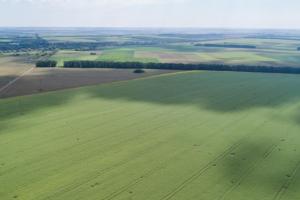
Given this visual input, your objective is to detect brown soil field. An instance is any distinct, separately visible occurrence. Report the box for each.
[0,65,175,98]
[0,56,33,88]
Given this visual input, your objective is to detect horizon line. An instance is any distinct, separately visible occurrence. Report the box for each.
[1,26,300,31]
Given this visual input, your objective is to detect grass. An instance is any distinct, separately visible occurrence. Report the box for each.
[195,50,279,65]
[96,48,158,63]
[50,50,100,66]
[1,71,300,200]
[51,49,159,66]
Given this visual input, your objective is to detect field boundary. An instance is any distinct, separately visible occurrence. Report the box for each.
[0,70,187,100]
[0,66,34,96]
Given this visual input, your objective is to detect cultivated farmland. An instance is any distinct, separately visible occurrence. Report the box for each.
[0,56,33,88]
[47,37,300,67]
[0,55,173,98]
[1,71,300,200]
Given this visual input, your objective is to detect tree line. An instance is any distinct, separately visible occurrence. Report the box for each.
[195,43,256,49]
[63,60,300,74]
[36,60,57,68]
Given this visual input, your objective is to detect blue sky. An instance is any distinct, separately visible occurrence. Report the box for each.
[0,0,299,29]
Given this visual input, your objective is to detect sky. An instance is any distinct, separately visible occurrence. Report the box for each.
[0,0,299,29]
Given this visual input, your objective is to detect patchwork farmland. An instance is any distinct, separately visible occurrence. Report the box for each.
[48,37,300,67]
[1,71,300,200]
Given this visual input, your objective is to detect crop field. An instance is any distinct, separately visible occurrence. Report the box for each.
[1,71,300,200]
[95,49,158,63]
[48,37,300,67]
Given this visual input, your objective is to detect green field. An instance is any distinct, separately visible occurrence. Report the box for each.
[51,49,159,66]
[1,71,300,200]
[95,49,158,63]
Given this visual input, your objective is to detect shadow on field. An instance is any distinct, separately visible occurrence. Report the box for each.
[86,71,300,112]
[292,110,300,125]
[219,136,300,199]
[0,66,174,122]
[0,88,76,122]
[1,71,300,130]
[0,93,73,134]
[1,72,299,131]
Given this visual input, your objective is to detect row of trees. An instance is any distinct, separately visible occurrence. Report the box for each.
[195,43,257,49]
[63,61,300,74]
[36,60,57,68]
